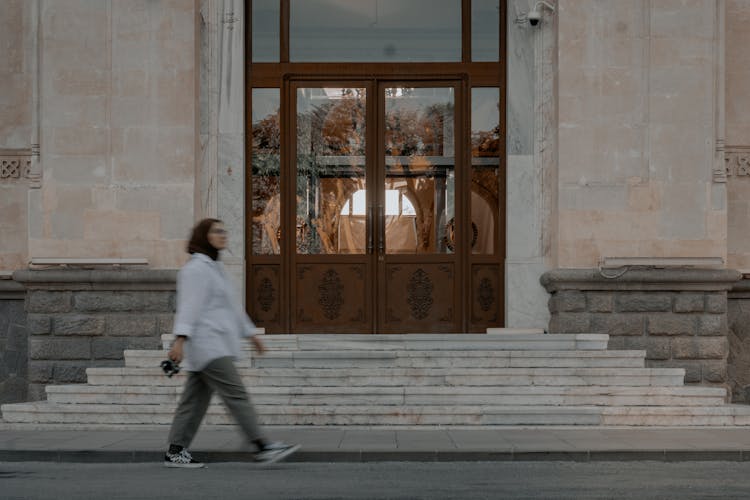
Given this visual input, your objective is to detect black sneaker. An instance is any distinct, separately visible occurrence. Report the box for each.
[254,442,300,464]
[164,448,205,468]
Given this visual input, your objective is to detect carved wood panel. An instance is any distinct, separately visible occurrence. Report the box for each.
[470,264,501,326]
[250,265,281,327]
[383,263,456,329]
[295,263,368,330]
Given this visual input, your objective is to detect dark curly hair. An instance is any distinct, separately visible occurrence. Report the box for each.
[187,218,222,261]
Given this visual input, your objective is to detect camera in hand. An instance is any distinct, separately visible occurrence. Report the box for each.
[160,359,181,377]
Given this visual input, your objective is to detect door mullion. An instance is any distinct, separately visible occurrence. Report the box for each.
[368,79,378,333]
[283,80,294,332]
[375,80,387,333]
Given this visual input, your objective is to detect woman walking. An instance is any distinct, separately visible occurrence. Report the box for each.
[164,218,299,468]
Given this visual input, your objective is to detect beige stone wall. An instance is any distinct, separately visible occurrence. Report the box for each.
[0,0,32,270]
[0,0,31,148]
[26,0,197,268]
[0,187,28,270]
[726,0,750,270]
[556,0,726,267]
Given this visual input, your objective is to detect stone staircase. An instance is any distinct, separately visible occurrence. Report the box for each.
[4,330,750,426]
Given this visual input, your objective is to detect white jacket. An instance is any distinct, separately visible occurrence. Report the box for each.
[172,252,256,371]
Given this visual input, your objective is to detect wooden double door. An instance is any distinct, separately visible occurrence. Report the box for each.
[248,78,504,333]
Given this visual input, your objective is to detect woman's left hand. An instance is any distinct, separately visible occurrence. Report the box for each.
[251,335,266,355]
[169,337,185,363]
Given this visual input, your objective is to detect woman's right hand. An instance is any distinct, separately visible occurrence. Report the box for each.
[169,337,185,364]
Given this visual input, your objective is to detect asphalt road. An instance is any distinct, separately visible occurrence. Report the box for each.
[3,461,750,500]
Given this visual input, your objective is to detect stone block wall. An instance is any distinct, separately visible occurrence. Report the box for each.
[13,269,176,401]
[728,279,750,402]
[0,280,28,410]
[541,268,741,391]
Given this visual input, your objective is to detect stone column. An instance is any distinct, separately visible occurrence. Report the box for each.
[13,269,176,401]
[504,0,556,329]
[198,0,246,299]
[541,268,741,390]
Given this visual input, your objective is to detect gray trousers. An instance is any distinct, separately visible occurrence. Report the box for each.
[167,356,263,448]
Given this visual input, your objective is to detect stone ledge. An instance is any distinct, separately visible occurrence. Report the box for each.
[541,268,742,292]
[12,269,178,291]
[0,279,26,299]
[730,278,750,297]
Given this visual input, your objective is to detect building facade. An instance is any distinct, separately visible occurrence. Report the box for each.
[2,0,750,405]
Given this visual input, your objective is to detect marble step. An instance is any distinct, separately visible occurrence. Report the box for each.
[43,384,727,407]
[9,402,750,426]
[125,349,648,369]
[601,406,750,426]
[84,367,688,387]
[160,333,610,351]
[0,402,605,425]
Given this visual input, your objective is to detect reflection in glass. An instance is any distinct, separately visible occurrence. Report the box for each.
[296,88,367,254]
[252,0,280,62]
[251,89,282,255]
[471,88,501,254]
[290,0,460,62]
[472,0,500,61]
[385,87,455,254]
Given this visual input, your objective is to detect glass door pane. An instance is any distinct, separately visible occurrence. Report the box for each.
[470,87,501,254]
[296,87,367,254]
[251,89,282,255]
[383,87,455,254]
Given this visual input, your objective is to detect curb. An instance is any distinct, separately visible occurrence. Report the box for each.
[2,449,750,463]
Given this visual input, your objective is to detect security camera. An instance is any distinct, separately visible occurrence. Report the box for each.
[527,9,541,26]
[524,1,555,27]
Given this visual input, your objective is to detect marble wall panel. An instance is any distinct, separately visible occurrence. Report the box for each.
[0,0,31,149]
[556,0,725,267]
[505,261,549,329]
[0,1,33,270]
[198,1,217,219]
[26,0,197,268]
[659,182,708,240]
[504,0,551,327]
[113,185,195,240]
[0,187,28,270]
[507,0,535,155]
[218,133,245,262]
[214,0,247,296]
[726,1,750,270]
[507,155,541,259]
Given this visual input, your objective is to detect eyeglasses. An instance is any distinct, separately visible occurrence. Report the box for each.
[209,228,228,235]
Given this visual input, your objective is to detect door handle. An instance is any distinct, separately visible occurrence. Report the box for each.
[377,204,385,253]
[367,205,374,254]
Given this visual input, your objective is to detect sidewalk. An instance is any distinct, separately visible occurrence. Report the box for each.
[3,425,750,463]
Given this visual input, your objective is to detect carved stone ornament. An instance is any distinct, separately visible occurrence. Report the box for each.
[0,152,32,181]
[478,277,494,312]
[257,277,275,312]
[318,269,344,320]
[724,147,750,180]
[407,268,434,320]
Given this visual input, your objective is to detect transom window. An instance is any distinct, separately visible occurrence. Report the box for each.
[251,0,502,65]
